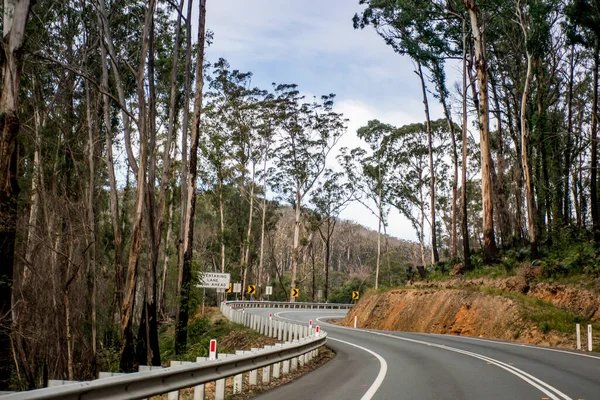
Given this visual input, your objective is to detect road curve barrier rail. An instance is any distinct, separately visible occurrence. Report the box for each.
[2,304,327,400]
[225,300,354,309]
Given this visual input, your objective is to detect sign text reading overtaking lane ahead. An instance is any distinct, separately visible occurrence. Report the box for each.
[197,272,230,289]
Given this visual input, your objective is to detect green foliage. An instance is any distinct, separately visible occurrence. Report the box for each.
[328,277,365,303]
[540,241,600,277]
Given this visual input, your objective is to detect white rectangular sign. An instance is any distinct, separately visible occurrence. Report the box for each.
[265,286,273,295]
[198,272,230,289]
[233,283,242,293]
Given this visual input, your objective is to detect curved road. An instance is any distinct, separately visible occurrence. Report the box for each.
[248,308,600,400]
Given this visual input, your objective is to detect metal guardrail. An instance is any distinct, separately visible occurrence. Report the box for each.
[226,300,354,309]
[4,304,327,400]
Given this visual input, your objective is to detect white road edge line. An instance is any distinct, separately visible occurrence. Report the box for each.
[368,331,572,400]
[274,312,387,400]
[327,337,388,400]
[426,333,600,360]
[276,312,571,399]
[312,316,572,400]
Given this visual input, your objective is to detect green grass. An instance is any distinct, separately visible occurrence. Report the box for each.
[159,311,267,363]
[475,286,597,335]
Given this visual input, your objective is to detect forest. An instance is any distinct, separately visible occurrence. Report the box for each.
[0,0,599,391]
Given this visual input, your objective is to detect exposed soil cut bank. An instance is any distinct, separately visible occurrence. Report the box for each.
[341,288,585,348]
[412,275,600,322]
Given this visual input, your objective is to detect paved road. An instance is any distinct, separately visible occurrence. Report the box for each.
[249,308,600,400]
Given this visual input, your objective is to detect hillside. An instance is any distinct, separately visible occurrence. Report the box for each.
[340,271,600,350]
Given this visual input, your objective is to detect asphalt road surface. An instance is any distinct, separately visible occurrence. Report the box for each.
[248,308,600,400]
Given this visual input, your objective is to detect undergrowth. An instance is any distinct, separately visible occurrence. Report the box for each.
[476,286,598,336]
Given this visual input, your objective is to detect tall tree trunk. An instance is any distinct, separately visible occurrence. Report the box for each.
[159,186,175,318]
[564,45,575,225]
[177,0,194,312]
[464,0,498,263]
[219,176,226,273]
[375,183,382,289]
[417,62,439,263]
[84,80,97,373]
[242,164,256,298]
[98,30,124,316]
[591,37,599,242]
[120,0,155,371]
[138,14,161,367]
[175,0,206,355]
[490,72,511,247]
[0,0,32,389]
[518,18,538,260]
[257,151,269,300]
[290,186,302,301]
[461,19,471,270]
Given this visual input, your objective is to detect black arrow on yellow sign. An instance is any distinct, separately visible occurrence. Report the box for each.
[291,288,299,297]
[352,291,359,300]
[225,283,233,293]
[247,285,256,295]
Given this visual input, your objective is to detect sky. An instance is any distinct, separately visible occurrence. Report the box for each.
[205,0,450,243]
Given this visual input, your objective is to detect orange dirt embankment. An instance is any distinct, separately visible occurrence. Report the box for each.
[413,276,600,322]
[341,289,574,348]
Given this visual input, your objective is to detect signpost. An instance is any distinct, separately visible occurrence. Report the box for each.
[247,285,257,297]
[197,273,231,315]
[352,291,360,300]
[265,285,273,301]
[291,288,299,298]
[233,283,241,300]
[317,289,322,302]
[197,272,231,289]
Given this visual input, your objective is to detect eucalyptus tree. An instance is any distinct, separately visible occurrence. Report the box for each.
[338,120,395,288]
[354,0,464,263]
[205,59,270,297]
[566,0,600,241]
[310,169,353,301]
[387,120,451,266]
[176,0,207,356]
[0,0,33,388]
[271,85,345,301]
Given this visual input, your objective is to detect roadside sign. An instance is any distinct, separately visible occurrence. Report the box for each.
[265,286,273,295]
[247,285,256,295]
[197,272,230,289]
[352,291,359,300]
[317,289,322,301]
[233,283,241,293]
[225,283,233,293]
[291,288,299,297]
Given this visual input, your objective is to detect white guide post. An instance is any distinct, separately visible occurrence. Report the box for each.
[576,323,581,350]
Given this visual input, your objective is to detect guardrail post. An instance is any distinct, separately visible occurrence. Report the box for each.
[576,323,581,350]
[273,344,282,378]
[262,346,272,383]
[215,354,229,400]
[168,361,191,400]
[588,324,593,352]
[194,357,207,400]
[233,351,244,394]
[290,355,298,372]
[249,349,258,385]
[277,321,283,340]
